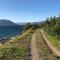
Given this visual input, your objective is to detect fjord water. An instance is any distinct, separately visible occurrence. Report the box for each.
[0,26,24,39]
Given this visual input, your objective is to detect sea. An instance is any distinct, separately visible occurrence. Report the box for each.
[0,25,24,40]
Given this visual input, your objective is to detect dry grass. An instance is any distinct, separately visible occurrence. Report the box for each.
[35,29,60,60]
[43,30,60,51]
[0,28,33,60]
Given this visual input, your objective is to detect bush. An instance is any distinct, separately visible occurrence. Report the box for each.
[24,23,32,31]
[44,16,60,39]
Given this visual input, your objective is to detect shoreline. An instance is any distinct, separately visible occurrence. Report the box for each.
[0,32,22,44]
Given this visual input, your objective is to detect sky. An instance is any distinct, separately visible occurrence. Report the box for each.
[0,0,60,23]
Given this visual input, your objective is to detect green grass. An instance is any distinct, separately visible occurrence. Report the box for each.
[44,30,60,51]
[35,29,60,60]
[0,28,33,60]
[0,47,28,60]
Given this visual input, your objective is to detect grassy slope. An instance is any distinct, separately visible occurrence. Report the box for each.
[35,29,60,60]
[0,28,33,60]
[43,30,60,51]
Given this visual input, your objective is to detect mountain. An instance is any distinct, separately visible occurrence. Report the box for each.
[16,22,26,25]
[16,22,41,25]
[0,19,18,26]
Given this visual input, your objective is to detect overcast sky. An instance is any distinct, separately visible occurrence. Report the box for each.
[0,0,60,22]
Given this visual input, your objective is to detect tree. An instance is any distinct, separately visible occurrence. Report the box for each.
[32,24,39,29]
[24,23,32,31]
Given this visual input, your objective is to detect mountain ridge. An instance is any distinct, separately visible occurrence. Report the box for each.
[0,19,18,26]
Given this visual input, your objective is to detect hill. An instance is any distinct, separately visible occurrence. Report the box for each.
[0,29,33,60]
[16,22,26,25]
[0,19,18,26]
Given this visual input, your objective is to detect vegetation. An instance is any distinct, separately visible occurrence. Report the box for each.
[44,15,60,39]
[0,15,60,60]
[0,29,33,60]
[42,15,60,51]
[24,23,32,31]
[24,23,39,31]
[0,22,38,60]
[36,29,60,60]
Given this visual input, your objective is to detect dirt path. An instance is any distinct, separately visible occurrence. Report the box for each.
[31,29,60,60]
[41,29,60,57]
[30,29,60,60]
[31,29,39,60]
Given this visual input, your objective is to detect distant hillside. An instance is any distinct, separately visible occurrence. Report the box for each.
[0,20,18,26]
[16,22,42,25]
[16,22,26,25]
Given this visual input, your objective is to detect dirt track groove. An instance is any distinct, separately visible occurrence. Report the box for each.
[31,30,39,60]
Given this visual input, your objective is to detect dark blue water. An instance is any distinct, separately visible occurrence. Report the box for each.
[0,26,24,39]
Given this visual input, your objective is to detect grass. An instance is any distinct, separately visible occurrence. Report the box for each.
[0,28,33,60]
[43,30,60,51]
[35,29,60,60]
[0,47,28,60]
